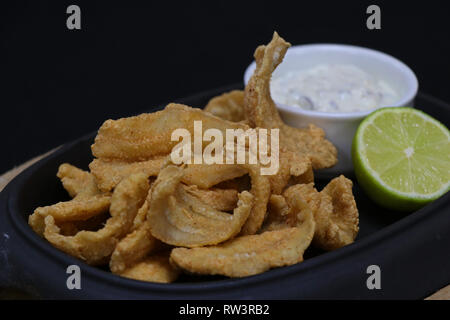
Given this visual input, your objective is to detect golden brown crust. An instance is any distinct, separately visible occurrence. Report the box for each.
[29,164,110,236]
[91,104,248,161]
[204,90,246,122]
[183,185,239,212]
[244,32,337,169]
[283,176,359,251]
[43,173,150,265]
[120,252,180,283]
[110,221,163,274]
[147,165,254,247]
[170,196,315,277]
[89,158,165,192]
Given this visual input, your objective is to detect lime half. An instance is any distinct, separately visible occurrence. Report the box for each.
[352,107,450,211]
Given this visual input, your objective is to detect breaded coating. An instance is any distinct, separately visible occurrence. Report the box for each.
[260,194,292,232]
[244,32,337,169]
[120,252,180,283]
[90,158,249,192]
[182,163,248,189]
[148,165,254,247]
[170,196,315,277]
[43,173,150,265]
[90,157,165,192]
[29,164,110,236]
[57,163,99,197]
[261,191,313,232]
[284,175,359,251]
[269,149,313,194]
[57,212,110,236]
[32,195,110,224]
[91,103,248,161]
[204,90,246,122]
[183,185,239,212]
[237,163,271,235]
[132,200,149,231]
[110,220,163,274]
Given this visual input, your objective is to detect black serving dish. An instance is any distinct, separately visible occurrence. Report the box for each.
[0,84,449,299]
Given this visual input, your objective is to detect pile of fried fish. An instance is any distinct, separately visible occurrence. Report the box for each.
[29,33,358,283]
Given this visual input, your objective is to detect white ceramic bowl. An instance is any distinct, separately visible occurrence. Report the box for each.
[244,43,418,177]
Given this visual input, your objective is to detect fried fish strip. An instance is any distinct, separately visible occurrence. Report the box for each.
[283,175,359,251]
[89,158,248,192]
[183,185,239,212]
[29,164,110,236]
[57,163,99,197]
[269,149,313,194]
[33,195,111,224]
[204,90,246,122]
[43,173,150,265]
[261,189,314,232]
[110,221,163,274]
[183,163,248,189]
[238,163,270,235]
[244,32,337,169]
[132,200,149,231]
[185,151,271,236]
[120,252,180,283]
[260,195,291,232]
[92,103,248,161]
[58,212,110,236]
[90,157,165,192]
[170,196,315,277]
[148,165,254,247]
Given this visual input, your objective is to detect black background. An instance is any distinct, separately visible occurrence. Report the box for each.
[1,0,449,174]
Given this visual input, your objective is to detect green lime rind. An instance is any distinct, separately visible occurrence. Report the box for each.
[352,107,450,212]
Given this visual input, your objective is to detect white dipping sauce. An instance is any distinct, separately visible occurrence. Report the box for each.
[271,64,398,113]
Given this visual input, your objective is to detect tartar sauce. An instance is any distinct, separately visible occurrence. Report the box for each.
[271,64,398,113]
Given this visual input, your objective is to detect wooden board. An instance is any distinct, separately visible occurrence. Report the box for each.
[0,149,448,300]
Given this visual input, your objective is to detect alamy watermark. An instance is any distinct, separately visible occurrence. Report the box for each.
[170,121,280,175]
[366,264,381,290]
[66,264,81,290]
[366,5,381,30]
[66,5,81,30]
